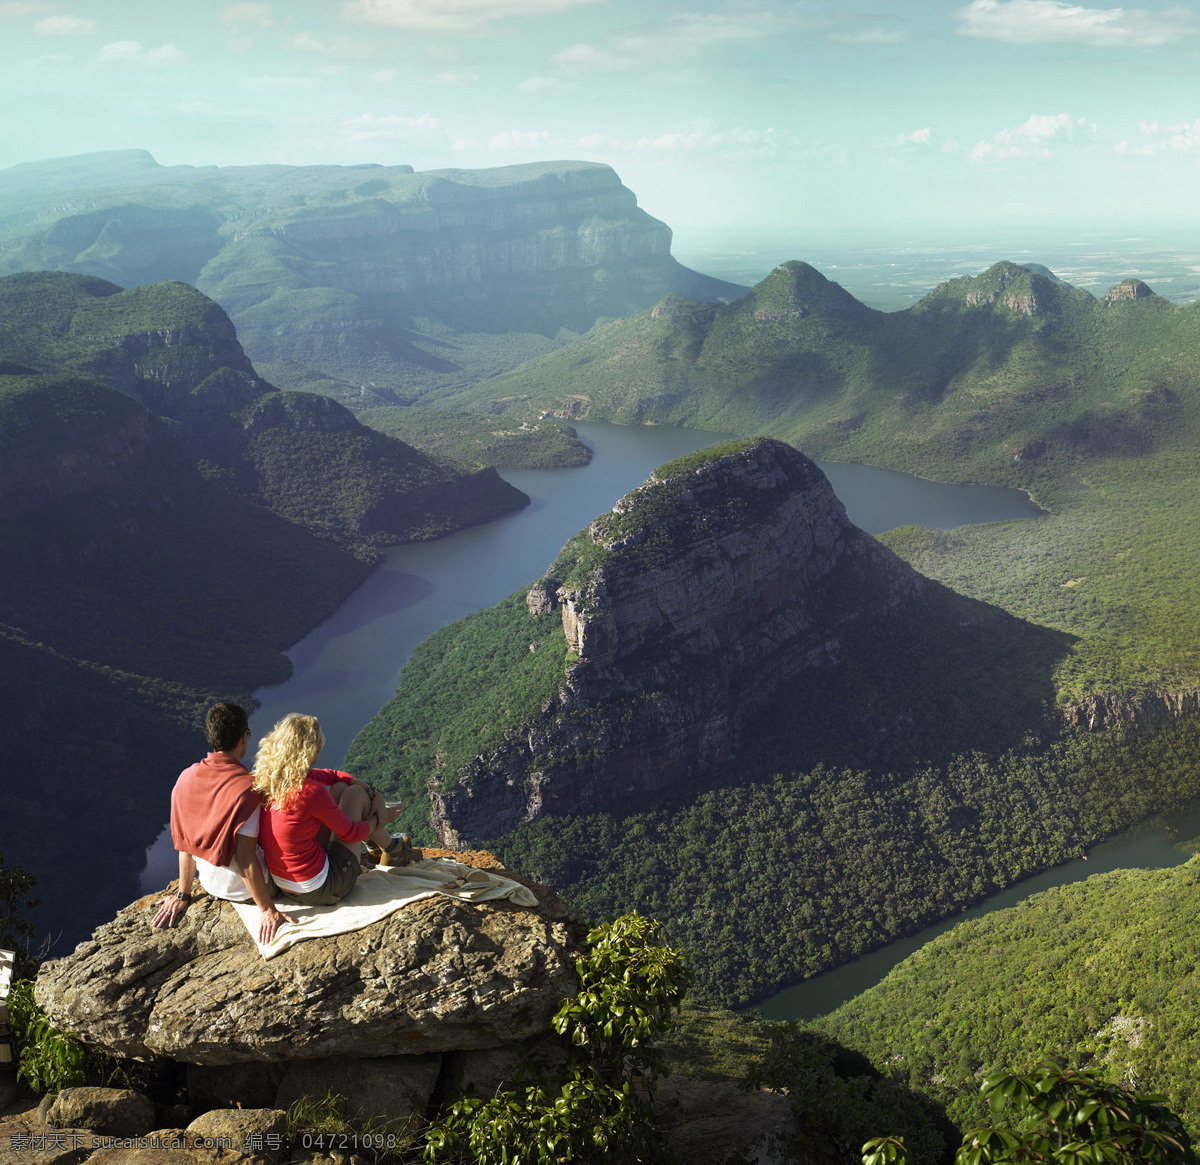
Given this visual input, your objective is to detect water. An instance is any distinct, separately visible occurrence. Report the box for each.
[752,806,1200,1023]
[139,421,1041,893]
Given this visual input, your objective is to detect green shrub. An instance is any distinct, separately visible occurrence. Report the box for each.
[425,913,691,1164]
[6,980,86,1093]
[863,1064,1195,1165]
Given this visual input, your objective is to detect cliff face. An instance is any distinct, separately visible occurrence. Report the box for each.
[430,438,926,847]
[0,153,746,403]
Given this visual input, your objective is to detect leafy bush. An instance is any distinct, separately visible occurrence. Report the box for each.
[425,913,691,1164]
[0,855,39,975]
[863,1064,1195,1165]
[6,980,86,1093]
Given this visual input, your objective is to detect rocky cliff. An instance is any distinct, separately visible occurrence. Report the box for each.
[427,437,926,847]
[0,152,746,403]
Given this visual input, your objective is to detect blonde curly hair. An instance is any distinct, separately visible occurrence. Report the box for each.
[251,713,325,810]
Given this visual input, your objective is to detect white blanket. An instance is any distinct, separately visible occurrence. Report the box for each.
[231,858,540,959]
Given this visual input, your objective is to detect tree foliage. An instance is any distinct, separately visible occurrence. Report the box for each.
[863,1064,1194,1165]
[425,914,690,1164]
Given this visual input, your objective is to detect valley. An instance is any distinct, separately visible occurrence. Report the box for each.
[5,148,1200,1158]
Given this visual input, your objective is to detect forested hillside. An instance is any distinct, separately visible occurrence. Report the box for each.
[817,858,1200,1136]
[0,272,526,947]
[450,260,1200,703]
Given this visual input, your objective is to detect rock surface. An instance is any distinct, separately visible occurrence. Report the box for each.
[35,854,582,1066]
[431,437,925,846]
[274,1056,440,1122]
[43,1091,156,1139]
[185,1110,286,1164]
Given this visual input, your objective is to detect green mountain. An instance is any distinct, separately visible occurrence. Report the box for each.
[0,150,745,415]
[339,437,1200,1005]
[0,271,527,547]
[0,271,526,949]
[451,258,1188,475]
[449,260,1200,704]
[816,857,1200,1138]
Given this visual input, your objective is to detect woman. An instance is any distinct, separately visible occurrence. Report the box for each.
[252,713,410,905]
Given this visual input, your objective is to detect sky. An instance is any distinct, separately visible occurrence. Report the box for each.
[3,0,1200,246]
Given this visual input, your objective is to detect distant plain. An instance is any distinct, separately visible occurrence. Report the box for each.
[675,235,1200,311]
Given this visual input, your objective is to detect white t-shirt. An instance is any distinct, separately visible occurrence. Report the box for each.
[194,807,268,902]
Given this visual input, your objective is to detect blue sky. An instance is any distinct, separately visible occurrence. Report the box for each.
[3,0,1200,244]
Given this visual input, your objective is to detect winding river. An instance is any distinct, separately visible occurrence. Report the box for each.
[137,419,1188,1022]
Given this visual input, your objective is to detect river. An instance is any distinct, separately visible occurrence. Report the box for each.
[140,420,1108,991]
[752,805,1200,1022]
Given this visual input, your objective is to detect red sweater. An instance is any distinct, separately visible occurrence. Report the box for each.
[170,753,261,868]
[259,769,371,883]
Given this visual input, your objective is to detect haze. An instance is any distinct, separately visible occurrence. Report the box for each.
[3,0,1200,248]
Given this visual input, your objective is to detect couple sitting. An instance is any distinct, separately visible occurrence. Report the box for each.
[152,702,411,942]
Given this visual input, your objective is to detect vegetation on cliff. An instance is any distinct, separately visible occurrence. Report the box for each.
[815,858,1200,1139]
[0,151,743,409]
[445,260,1200,707]
[341,436,1200,1006]
[0,272,529,550]
[491,713,1200,1006]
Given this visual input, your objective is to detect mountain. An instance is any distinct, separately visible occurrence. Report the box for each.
[449,258,1170,472]
[0,271,525,949]
[449,259,1200,706]
[338,438,1200,1005]
[816,857,1200,1137]
[0,151,746,410]
[0,271,527,547]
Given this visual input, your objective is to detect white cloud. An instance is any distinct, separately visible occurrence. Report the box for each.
[341,0,601,33]
[970,111,1097,160]
[434,70,478,84]
[955,0,1197,47]
[455,122,807,164]
[516,75,567,91]
[94,40,183,66]
[220,3,272,25]
[548,11,795,75]
[487,128,553,151]
[33,13,95,34]
[1117,118,1200,153]
[342,112,442,144]
[288,32,374,58]
[893,126,960,151]
[368,67,400,81]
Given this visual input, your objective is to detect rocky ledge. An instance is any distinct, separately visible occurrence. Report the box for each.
[34,852,582,1066]
[431,436,926,847]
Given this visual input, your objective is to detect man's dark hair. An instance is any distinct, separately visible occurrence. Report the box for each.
[205,702,249,752]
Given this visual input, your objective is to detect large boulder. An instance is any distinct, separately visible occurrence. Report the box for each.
[42,1089,156,1138]
[35,854,581,1066]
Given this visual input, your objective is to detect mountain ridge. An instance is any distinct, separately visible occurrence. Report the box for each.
[0,151,747,408]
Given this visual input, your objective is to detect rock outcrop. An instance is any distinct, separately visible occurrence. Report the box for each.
[1104,278,1156,302]
[431,437,926,847]
[34,854,582,1065]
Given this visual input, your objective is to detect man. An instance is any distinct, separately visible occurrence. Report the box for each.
[152,702,290,943]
